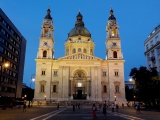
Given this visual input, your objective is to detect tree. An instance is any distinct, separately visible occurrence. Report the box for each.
[125,85,134,101]
[129,66,160,104]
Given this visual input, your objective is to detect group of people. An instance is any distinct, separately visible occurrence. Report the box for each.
[92,102,122,119]
[92,101,108,119]
[72,103,82,111]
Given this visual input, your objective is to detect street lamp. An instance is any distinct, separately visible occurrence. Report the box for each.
[0,62,10,82]
[24,95,27,101]
[30,74,35,88]
[28,74,35,108]
[0,62,10,109]
[114,96,116,105]
[129,78,135,89]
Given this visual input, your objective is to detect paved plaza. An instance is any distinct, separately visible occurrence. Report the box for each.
[0,105,160,120]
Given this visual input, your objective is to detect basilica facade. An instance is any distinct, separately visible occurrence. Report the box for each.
[34,8,126,103]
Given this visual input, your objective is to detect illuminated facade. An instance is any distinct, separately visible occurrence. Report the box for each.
[34,8,126,103]
[144,25,160,73]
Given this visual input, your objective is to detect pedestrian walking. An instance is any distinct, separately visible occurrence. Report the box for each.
[57,103,59,110]
[10,102,13,109]
[136,103,141,114]
[92,104,97,119]
[103,104,107,119]
[99,103,102,110]
[122,103,124,108]
[116,104,119,112]
[78,103,80,109]
[111,103,114,112]
[73,103,75,111]
[23,102,26,112]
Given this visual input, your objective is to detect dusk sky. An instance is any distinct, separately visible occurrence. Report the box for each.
[1,0,160,88]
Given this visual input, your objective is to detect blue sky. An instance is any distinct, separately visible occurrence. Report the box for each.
[1,0,160,88]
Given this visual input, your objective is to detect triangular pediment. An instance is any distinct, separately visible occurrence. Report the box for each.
[58,52,102,60]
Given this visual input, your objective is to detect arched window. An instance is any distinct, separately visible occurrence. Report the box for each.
[104,85,107,93]
[113,51,117,58]
[43,50,47,57]
[111,29,116,36]
[72,48,76,53]
[78,48,81,52]
[115,85,119,93]
[90,49,93,55]
[83,49,87,53]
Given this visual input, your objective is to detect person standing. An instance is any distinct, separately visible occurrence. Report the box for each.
[92,104,97,119]
[10,102,13,109]
[23,102,26,112]
[99,103,102,110]
[116,104,119,112]
[73,103,75,112]
[122,103,124,108]
[103,104,107,119]
[78,103,80,109]
[57,103,59,110]
[111,103,114,112]
[136,103,141,114]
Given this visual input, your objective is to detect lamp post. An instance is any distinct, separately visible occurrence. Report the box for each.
[28,74,35,108]
[30,74,35,88]
[44,95,46,101]
[114,96,116,105]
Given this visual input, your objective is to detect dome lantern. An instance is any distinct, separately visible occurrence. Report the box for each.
[108,8,116,20]
[44,8,52,20]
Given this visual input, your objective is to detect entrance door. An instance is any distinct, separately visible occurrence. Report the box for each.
[77,90,82,99]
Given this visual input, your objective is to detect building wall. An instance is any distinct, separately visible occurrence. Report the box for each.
[0,8,26,100]
[34,58,126,103]
[144,25,160,73]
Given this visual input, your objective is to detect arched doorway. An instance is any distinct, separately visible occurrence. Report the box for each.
[73,70,87,99]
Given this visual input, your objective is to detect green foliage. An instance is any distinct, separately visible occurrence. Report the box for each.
[129,66,160,103]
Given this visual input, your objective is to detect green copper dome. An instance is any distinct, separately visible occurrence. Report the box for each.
[68,12,91,37]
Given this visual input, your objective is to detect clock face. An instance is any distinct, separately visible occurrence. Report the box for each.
[110,21,114,25]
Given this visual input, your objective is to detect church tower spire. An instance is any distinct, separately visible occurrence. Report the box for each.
[37,8,55,59]
[105,8,123,60]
